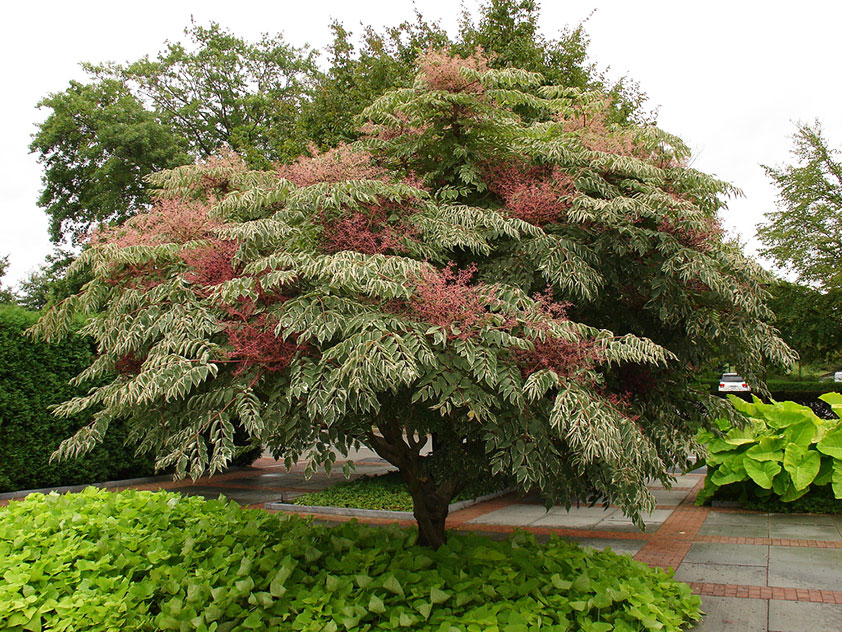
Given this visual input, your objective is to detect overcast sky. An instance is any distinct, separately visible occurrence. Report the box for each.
[2,0,840,286]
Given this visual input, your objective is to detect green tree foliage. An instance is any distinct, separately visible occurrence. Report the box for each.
[31,23,316,245]
[767,280,842,369]
[107,22,317,168]
[0,255,15,304]
[30,79,191,244]
[758,121,842,291]
[32,52,793,548]
[15,249,87,311]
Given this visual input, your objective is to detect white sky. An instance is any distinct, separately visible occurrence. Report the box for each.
[2,0,841,286]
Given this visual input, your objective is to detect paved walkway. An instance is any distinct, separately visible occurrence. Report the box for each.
[5,451,842,631]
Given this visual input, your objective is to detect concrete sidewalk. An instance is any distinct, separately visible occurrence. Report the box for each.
[6,451,842,631]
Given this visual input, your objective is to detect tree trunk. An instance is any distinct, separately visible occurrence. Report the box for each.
[366,423,459,550]
[403,473,451,549]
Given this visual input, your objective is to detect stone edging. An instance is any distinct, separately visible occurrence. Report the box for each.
[265,488,513,519]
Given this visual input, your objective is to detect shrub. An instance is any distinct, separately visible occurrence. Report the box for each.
[697,393,842,506]
[0,488,701,631]
[291,471,508,512]
[0,305,157,492]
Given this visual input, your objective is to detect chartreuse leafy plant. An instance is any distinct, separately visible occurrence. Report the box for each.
[31,50,793,548]
[0,488,701,631]
[291,471,507,512]
[697,393,842,505]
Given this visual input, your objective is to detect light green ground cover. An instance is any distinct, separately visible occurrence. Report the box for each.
[291,472,506,512]
[0,488,700,631]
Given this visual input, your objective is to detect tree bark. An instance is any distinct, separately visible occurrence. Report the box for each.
[366,421,459,549]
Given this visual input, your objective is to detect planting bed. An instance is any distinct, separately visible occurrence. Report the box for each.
[0,487,701,631]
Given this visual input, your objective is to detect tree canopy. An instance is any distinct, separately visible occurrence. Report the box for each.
[0,256,15,304]
[33,51,794,547]
[758,121,842,291]
[31,1,648,246]
[767,280,842,369]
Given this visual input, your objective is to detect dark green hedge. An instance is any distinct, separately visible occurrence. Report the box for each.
[0,306,262,493]
[0,305,159,492]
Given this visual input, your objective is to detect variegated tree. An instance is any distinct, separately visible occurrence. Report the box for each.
[32,51,794,548]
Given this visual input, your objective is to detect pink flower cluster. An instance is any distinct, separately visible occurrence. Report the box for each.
[180,239,240,288]
[277,144,387,187]
[88,198,220,248]
[223,309,303,376]
[484,161,575,226]
[417,48,489,94]
[398,263,489,338]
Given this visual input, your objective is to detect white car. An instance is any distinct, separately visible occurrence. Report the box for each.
[718,373,750,392]
[835,371,842,383]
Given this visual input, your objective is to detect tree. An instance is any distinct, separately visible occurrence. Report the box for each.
[31,23,317,245]
[304,0,650,149]
[0,256,16,304]
[31,79,190,244]
[758,121,842,291]
[767,280,842,371]
[15,249,83,311]
[32,52,793,549]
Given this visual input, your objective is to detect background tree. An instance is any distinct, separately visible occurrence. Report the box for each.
[758,121,842,291]
[767,280,842,373]
[31,22,317,245]
[31,79,190,244]
[15,249,82,311]
[33,52,793,548]
[0,255,16,304]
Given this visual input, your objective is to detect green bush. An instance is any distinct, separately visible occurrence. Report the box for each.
[0,305,157,492]
[292,472,508,512]
[0,488,701,631]
[0,306,261,493]
[697,393,842,506]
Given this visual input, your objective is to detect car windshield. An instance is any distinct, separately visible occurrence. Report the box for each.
[721,375,744,382]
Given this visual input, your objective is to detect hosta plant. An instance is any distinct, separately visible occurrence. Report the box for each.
[31,50,793,547]
[697,392,842,505]
[0,488,702,632]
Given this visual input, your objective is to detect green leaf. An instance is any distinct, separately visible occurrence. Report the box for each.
[833,462,842,499]
[382,575,404,596]
[817,427,842,459]
[784,420,816,448]
[743,458,781,489]
[783,444,821,491]
[367,595,386,614]
[430,588,450,604]
[746,437,785,462]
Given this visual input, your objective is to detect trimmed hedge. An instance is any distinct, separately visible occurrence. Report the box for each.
[0,305,159,492]
[0,306,261,493]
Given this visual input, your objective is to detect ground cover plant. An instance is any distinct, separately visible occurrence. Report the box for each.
[697,393,842,506]
[31,50,794,547]
[291,472,508,512]
[0,488,701,631]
